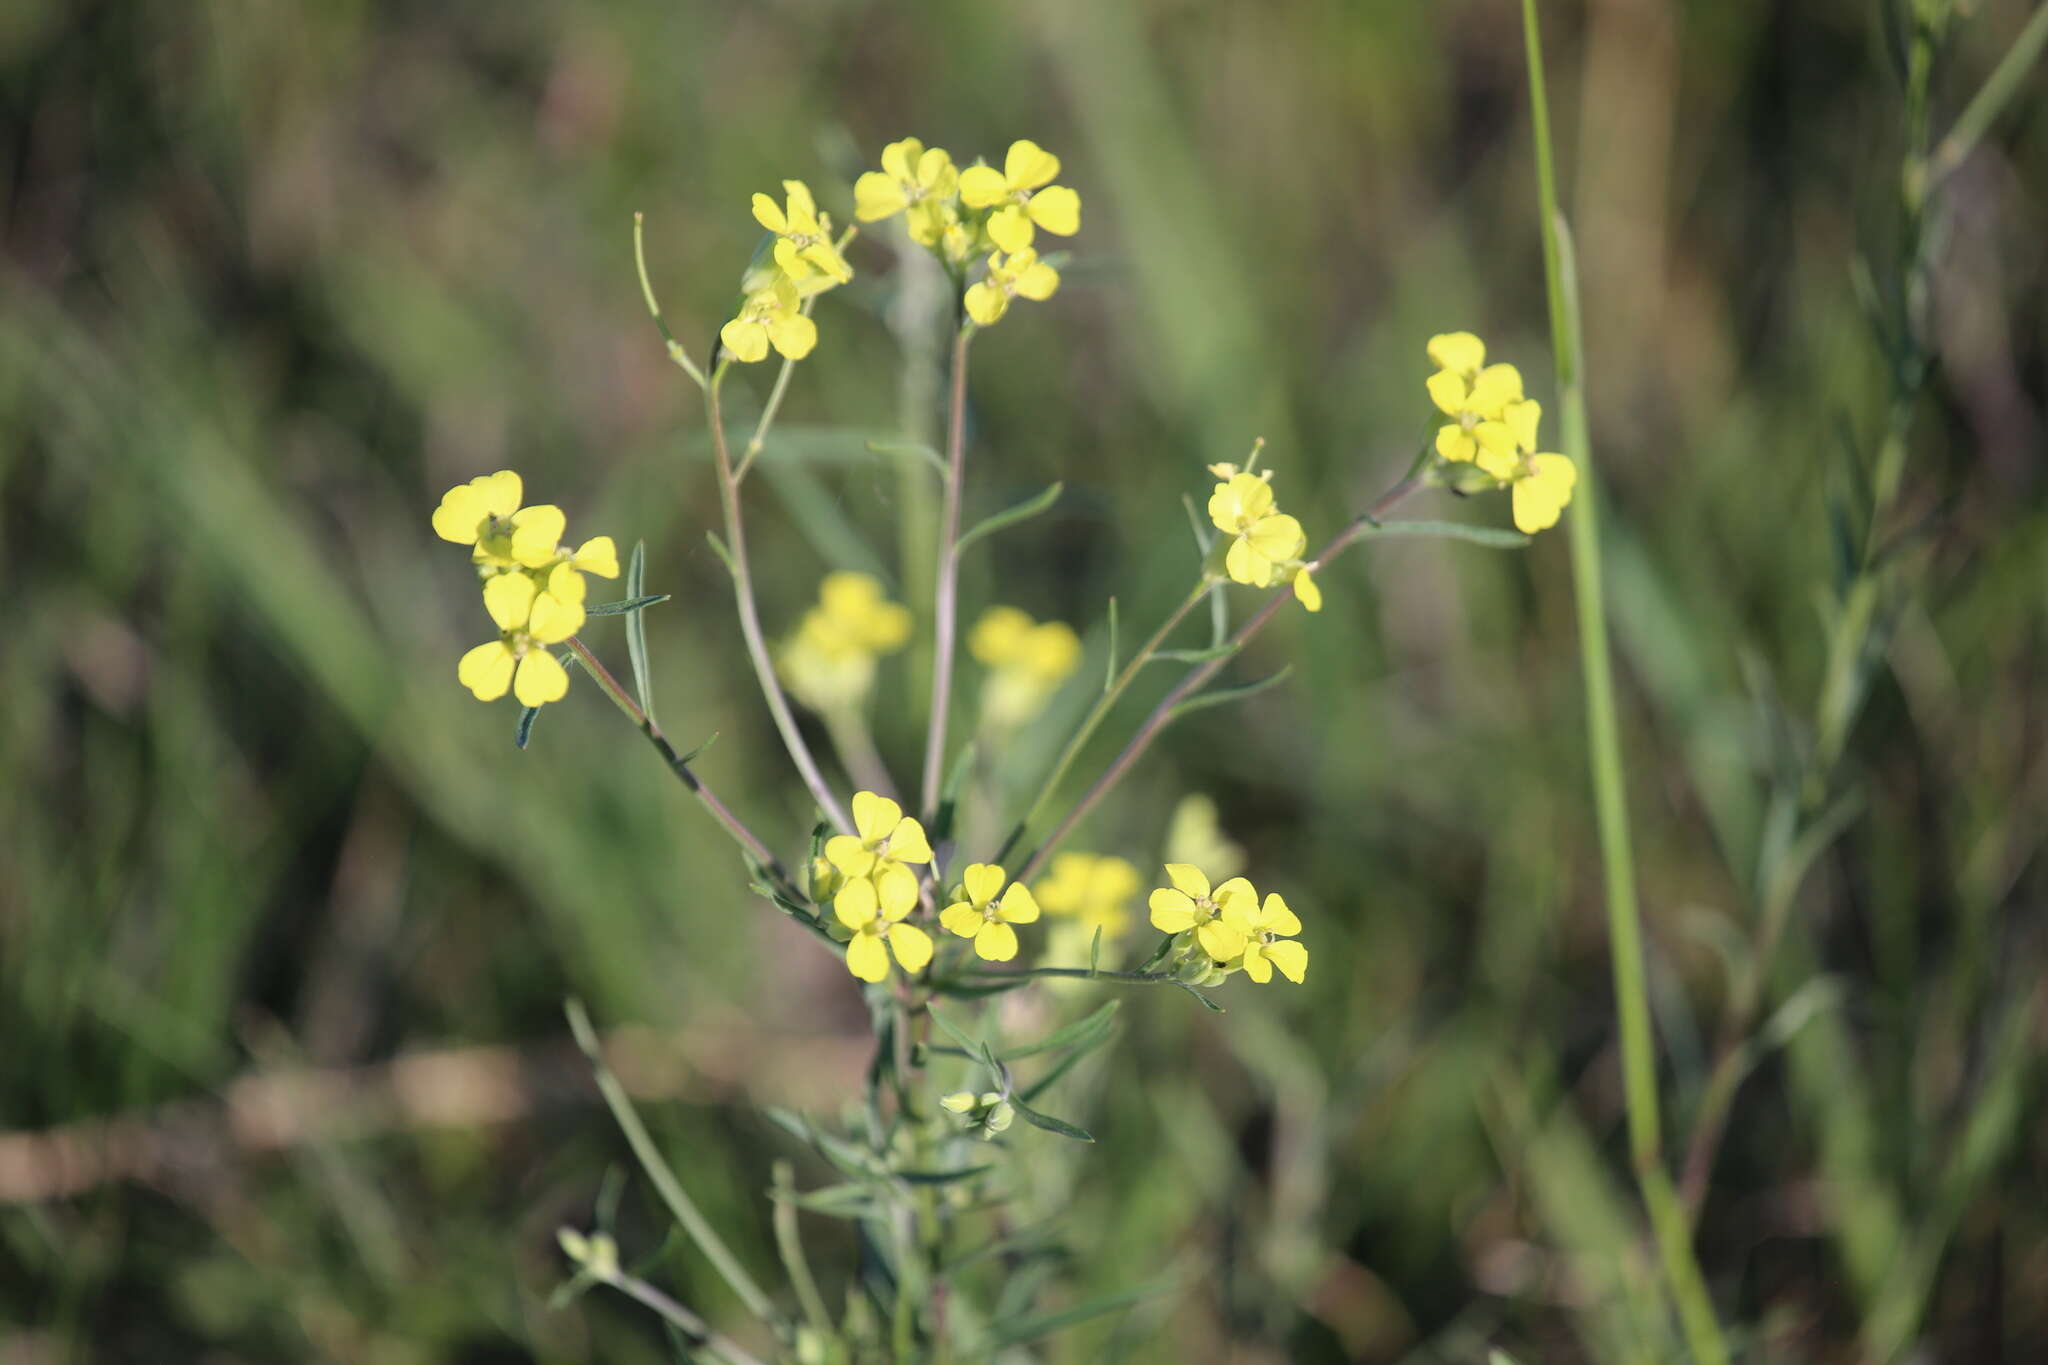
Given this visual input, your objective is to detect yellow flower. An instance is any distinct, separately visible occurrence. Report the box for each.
[963,248,1060,326]
[721,276,819,365]
[1292,566,1322,612]
[780,572,915,712]
[1147,863,1256,962]
[958,140,1080,254]
[939,863,1041,962]
[1034,853,1141,939]
[1510,454,1578,533]
[833,870,934,983]
[1425,331,1525,464]
[968,606,1080,728]
[1467,395,1577,533]
[1234,892,1307,984]
[1207,473,1307,589]
[854,138,958,247]
[457,570,581,707]
[432,470,524,548]
[751,180,852,285]
[825,791,933,881]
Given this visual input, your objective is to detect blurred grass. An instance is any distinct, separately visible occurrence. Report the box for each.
[3,0,2046,1360]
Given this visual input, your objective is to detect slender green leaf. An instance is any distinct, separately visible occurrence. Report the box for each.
[925,1006,984,1055]
[1010,1097,1094,1143]
[1363,519,1531,549]
[866,438,949,478]
[515,705,540,749]
[894,1164,993,1186]
[1165,666,1293,724]
[983,1281,1168,1349]
[1003,1000,1120,1060]
[1149,642,1240,665]
[1103,596,1119,692]
[625,540,654,723]
[778,1183,879,1218]
[583,592,670,617]
[931,739,979,847]
[954,482,1064,558]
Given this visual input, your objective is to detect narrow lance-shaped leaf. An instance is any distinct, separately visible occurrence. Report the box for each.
[584,593,671,617]
[1166,665,1293,724]
[1361,519,1531,549]
[954,482,1063,558]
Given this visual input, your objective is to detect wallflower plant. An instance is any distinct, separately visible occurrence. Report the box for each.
[432,133,1575,1361]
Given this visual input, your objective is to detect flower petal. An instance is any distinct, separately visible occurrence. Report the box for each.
[885,817,933,865]
[1258,893,1301,936]
[721,317,770,364]
[964,280,1007,326]
[1263,939,1308,983]
[852,791,900,844]
[854,171,908,222]
[986,205,1033,254]
[880,138,920,183]
[1164,864,1211,899]
[1239,944,1274,984]
[1425,331,1485,374]
[510,505,567,566]
[1293,568,1321,612]
[833,876,879,930]
[940,903,985,939]
[768,312,818,360]
[458,641,516,700]
[1465,363,1524,415]
[1196,918,1248,962]
[957,164,1010,209]
[1212,878,1258,922]
[997,883,1040,925]
[1425,369,1469,418]
[973,920,1019,962]
[1148,887,1197,933]
[483,573,537,631]
[1013,261,1060,302]
[527,590,585,644]
[962,863,1006,907]
[845,933,890,982]
[1004,139,1060,190]
[1247,513,1306,563]
[887,922,934,973]
[1027,185,1079,235]
[823,835,876,877]
[1512,454,1577,533]
[573,537,620,579]
[874,861,920,920]
[751,192,788,234]
[1436,425,1477,463]
[432,485,489,544]
[514,649,570,706]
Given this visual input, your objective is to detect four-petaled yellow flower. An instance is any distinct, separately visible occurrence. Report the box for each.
[721,276,819,365]
[1208,473,1307,590]
[751,180,853,285]
[958,140,1081,254]
[432,470,525,551]
[459,570,580,707]
[1234,892,1308,984]
[824,791,933,927]
[964,248,1060,327]
[939,863,1042,962]
[1148,863,1256,962]
[854,138,959,247]
[1425,331,1526,465]
[834,871,935,984]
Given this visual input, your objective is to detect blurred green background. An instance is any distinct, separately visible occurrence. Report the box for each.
[3,0,2045,1359]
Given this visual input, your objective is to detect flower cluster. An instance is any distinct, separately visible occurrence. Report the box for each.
[857,137,1079,328]
[820,792,935,983]
[939,1089,1015,1140]
[778,572,914,713]
[1147,864,1308,985]
[969,606,1082,730]
[723,180,852,364]
[1207,461,1321,612]
[1424,331,1578,534]
[432,470,619,707]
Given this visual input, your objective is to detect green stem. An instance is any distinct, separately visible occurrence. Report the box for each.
[565,1000,785,1335]
[602,1272,769,1365]
[919,327,976,819]
[1522,3,1728,1362]
[771,1160,834,1342]
[993,580,1210,866]
[632,213,707,388]
[566,637,788,883]
[1926,1,2048,186]
[708,375,853,833]
[1014,475,1420,884]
